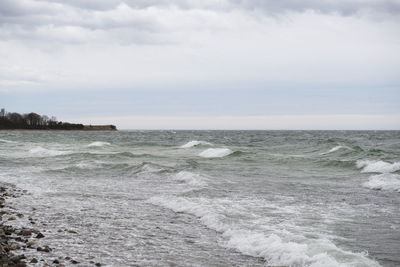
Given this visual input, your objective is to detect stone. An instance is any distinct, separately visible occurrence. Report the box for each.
[36,232,45,238]
[30,258,38,263]
[22,230,32,236]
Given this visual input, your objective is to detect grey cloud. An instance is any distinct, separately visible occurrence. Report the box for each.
[1,0,399,46]
[229,0,400,15]
[33,0,400,14]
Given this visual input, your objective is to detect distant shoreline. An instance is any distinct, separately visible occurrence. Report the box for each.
[0,125,117,131]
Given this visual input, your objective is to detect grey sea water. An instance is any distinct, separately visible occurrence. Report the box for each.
[0,130,399,266]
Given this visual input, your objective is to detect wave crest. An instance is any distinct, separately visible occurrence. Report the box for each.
[180,140,211,148]
[356,160,400,173]
[173,171,207,187]
[29,146,70,157]
[320,145,351,155]
[199,148,233,158]
[87,141,111,147]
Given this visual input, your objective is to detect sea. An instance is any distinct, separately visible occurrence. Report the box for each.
[0,130,399,267]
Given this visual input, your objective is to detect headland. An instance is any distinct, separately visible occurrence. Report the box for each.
[0,109,117,131]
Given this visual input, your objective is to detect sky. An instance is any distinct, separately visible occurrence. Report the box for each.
[1,0,399,129]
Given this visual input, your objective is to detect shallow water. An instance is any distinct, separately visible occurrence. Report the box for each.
[0,130,399,266]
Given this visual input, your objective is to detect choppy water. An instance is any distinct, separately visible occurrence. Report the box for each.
[0,130,399,266]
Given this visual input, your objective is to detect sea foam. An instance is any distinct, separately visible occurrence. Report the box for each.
[148,196,379,267]
[87,141,111,147]
[199,148,233,158]
[356,160,400,173]
[363,173,400,192]
[180,140,211,148]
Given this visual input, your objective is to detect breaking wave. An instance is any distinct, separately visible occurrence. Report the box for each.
[148,196,379,267]
[180,140,211,148]
[173,171,207,187]
[363,173,400,192]
[320,145,351,155]
[87,141,111,147]
[356,160,400,173]
[29,146,70,157]
[0,139,17,143]
[199,148,233,158]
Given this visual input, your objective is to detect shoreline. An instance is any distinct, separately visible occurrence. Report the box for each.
[0,183,96,266]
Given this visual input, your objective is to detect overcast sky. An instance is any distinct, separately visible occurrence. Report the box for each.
[1,0,399,129]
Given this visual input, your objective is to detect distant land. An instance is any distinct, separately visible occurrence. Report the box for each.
[0,108,116,131]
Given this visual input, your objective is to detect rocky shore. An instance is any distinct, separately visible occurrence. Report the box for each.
[0,184,101,267]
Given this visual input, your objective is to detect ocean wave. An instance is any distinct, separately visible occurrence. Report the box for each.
[87,141,111,147]
[0,139,17,144]
[173,171,207,187]
[149,196,379,267]
[29,146,70,157]
[320,145,351,155]
[363,173,400,192]
[128,162,174,175]
[356,160,400,173]
[199,148,233,158]
[180,140,211,148]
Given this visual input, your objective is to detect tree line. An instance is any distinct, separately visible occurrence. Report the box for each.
[0,110,84,130]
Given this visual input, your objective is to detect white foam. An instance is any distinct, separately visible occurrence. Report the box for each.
[356,160,400,173]
[87,141,111,147]
[148,196,379,267]
[321,146,351,155]
[363,173,400,192]
[180,140,211,148]
[199,148,233,158]
[173,171,207,187]
[29,146,70,157]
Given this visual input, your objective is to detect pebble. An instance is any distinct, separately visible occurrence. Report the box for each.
[36,232,45,238]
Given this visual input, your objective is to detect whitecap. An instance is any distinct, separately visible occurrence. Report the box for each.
[148,196,379,267]
[356,160,400,173]
[199,148,233,158]
[29,146,70,157]
[363,173,400,192]
[87,141,111,147]
[180,140,211,148]
[0,139,17,143]
[320,145,351,155]
[173,171,207,187]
